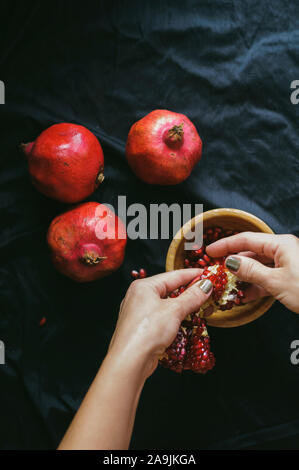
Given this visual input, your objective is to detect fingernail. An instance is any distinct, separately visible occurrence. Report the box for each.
[196,278,213,294]
[225,256,240,272]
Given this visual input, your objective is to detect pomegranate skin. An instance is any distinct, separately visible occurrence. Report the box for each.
[47,202,127,282]
[22,123,104,203]
[126,109,202,185]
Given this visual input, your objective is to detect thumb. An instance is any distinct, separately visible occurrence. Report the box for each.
[225,255,276,293]
[173,278,213,322]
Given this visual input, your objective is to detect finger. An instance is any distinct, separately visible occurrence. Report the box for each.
[237,251,274,266]
[143,268,203,298]
[242,284,270,303]
[206,232,280,260]
[225,255,279,293]
[118,299,125,316]
[173,278,213,321]
[277,234,299,265]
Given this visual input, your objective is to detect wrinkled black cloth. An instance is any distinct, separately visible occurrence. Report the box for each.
[1,0,299,450]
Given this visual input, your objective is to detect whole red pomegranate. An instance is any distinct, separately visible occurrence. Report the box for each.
[21,123,104,203]
[47,202,127,282]
[126,109,202,185]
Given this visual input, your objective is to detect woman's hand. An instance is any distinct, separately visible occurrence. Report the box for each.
[58,269,212,450]
[108,268,213,380]
[206,232,299,314]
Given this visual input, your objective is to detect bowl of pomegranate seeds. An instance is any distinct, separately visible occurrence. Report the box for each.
[166,208,275,327]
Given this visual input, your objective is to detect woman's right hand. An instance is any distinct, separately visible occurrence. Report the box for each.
[206,232,299,314]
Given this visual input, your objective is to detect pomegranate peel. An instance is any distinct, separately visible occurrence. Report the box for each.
[22,123,104,203]
[126,109,202,185]
[47,202,127,282]
[164,123,184,147]
[79,244,108,265]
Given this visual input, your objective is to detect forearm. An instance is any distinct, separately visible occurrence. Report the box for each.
[58,352,147,450]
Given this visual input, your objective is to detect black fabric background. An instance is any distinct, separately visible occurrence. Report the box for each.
[1,0,299,450]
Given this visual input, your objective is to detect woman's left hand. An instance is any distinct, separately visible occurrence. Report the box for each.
[108,269,213,379]
[58,268,212,450]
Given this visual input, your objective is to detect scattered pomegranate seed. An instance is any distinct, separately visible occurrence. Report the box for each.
[131,268,147,280]
[139,268,147,278]
[39,317,47,326]
[131,270,139,279]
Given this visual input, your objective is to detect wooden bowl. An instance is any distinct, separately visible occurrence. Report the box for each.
[166,208,275,327]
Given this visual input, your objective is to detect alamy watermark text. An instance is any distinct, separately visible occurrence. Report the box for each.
[0,81,4,104]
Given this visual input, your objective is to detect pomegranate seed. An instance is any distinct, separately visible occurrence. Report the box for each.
[160,296,216,374]
[184,258,190,267]
[198,259,207,267]
[203,254,211,263]
[131,270,139,279]
[139,268,147,278]
[39,317,47,326]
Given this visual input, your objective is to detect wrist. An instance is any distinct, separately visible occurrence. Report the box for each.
[103,346,150,384]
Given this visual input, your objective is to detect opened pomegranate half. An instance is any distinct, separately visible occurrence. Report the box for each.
[160,226,248,374]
